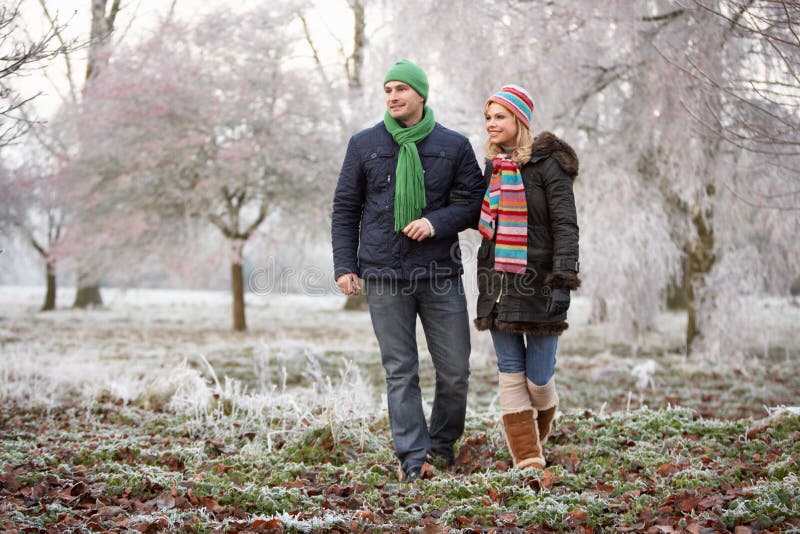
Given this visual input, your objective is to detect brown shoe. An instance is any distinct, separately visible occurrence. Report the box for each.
[397,462,435,482]
[502,410,545,469]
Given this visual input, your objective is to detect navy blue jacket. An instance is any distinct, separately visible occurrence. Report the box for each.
[332,120,485,280]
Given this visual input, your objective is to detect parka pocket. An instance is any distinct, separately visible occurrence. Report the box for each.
[363,149,394,192]
[419,148,455,201]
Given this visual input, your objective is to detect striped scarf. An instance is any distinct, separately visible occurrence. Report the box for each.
[478,155,527,274]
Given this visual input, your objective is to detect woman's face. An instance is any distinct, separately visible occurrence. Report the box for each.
[485,102,518,147]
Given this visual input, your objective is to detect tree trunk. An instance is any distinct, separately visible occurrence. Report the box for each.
[73,282,103,308]
[86,0,120,80]
[41,261,56,311]
[666,254,689,310]
[231,260,246,332]
[589,295,607,324]
[685,185,716,355]
[73,0,121,306]
[73,271,103,308]
[347,0,365,90]
[790,275,800,297]
[341,1,367,313]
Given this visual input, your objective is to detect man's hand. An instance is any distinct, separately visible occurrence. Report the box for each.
[403,218,433,241]
[336,273,362,296]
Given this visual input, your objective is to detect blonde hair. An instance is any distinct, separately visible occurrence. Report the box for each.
[484,102,534,164]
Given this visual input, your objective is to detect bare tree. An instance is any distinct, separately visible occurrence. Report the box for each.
[0,159,66,310]
[0,1,73,147]
[73,6,332,331]
[377,0,798,356]
[680,1,800,162]
[0,1,80,310]
[641,0,800,352]
[69,0,123,308]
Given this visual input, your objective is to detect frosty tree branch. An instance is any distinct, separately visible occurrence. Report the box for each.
[37,0,79,104]
[0,1,75,147]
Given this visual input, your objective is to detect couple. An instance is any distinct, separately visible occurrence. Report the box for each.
[331,60,580,481]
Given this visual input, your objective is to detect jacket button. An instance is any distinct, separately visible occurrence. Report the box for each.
[370,152,377,158]
[439,151,445,157]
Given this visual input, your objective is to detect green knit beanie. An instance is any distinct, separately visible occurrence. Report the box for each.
[384,59,429,103]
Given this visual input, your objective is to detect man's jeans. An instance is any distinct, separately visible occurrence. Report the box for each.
[364,276,471,473]
[489,326,557,386]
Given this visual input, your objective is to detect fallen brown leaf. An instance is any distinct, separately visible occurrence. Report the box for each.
[656,463,681,477]
[497,512,517,525]
[354,509,373,521]
[679,494,702,513]
[565,509,588,528]
[252,517,284,532]
[96,505,126,520]
[419,462,435,480]
[0,474,21,492]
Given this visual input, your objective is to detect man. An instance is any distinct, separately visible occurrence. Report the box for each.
[331,59,485,481]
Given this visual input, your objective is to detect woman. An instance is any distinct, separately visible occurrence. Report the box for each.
[475,85,580,469]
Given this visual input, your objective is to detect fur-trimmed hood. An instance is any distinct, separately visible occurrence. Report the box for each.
[531,131,579,181]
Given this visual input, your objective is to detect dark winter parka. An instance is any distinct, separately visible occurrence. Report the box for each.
[474,131,581,336]
[332,121,485,281]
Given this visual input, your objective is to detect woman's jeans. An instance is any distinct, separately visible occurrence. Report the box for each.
[489,326,557,386]
[364,276,471,473]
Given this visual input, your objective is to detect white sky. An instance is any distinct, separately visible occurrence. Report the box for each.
[13,0,356,119]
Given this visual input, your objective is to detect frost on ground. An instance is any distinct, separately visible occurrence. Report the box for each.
[1,286,799,532]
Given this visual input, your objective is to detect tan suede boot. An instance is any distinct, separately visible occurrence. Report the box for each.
[527,377,559,450]
[499,372,545,469]
[502,410,545,469]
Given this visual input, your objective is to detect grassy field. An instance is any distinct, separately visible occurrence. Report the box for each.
[1,286,799,532]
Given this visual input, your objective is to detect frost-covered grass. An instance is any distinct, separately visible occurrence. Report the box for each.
[1,402,798,532]
[1,285,799,531]
[2,286,798,418]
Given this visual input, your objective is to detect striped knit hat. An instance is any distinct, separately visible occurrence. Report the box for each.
[487,85,534,129]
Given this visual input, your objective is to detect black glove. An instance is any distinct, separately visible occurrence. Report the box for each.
[546,288,570,315]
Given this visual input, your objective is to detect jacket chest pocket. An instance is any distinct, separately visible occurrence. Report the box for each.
[419,148,455,201]
[362,149,395,193]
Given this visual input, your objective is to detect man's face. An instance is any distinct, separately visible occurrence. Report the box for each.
[384,81,424,125]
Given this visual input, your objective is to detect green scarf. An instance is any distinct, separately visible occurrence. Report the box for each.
[384,105,436,232]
